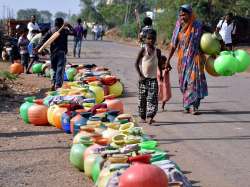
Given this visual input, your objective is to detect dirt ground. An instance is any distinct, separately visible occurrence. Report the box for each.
[0,62,93,187]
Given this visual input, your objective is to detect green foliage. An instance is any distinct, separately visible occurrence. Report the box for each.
[16,9,53,23]
[17,9,42,21]
[120,22,138,38]
[0,71,17,81]
[40,10,53,22]
[54,11,68,20]
[78,0,250,42]
[98,4,127,27]
[80,0,105,23]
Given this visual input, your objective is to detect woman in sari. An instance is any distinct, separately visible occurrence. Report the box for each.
[166,4,208,115]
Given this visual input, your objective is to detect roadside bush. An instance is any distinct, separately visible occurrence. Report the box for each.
[120,22,138,39]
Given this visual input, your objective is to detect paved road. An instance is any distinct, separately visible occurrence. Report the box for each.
[69,39,250,187]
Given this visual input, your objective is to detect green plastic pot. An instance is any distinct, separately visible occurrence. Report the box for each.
[214,55,238,76]
[92,155,104,183]
[66,68,77,81]
[139,140,158,150]
[220,51,232,56]
[32,63,43,74]
[20,101,34,123]
[200,33,221,55]
[69,143,87,171]
[233,49,250,73]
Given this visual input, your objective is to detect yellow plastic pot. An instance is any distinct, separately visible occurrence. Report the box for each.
[47,105,59,126]
[119,122,135,134]
[108,81,123,97]
[89,85,104,104]
[112,134,127,145]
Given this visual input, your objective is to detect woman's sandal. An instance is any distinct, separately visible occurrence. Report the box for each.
[192,107,200,115]
[148,118,156,125]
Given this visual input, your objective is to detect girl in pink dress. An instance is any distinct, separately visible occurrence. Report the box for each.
[157,55,172,111]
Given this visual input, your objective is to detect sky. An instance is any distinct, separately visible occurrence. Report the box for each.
[0,0,82,18]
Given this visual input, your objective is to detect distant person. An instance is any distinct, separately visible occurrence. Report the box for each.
[98,24,105,40]
[139,17,153,47]
[35,17,75,90]
[26,27,50,74]
[82,21,88,40]
[91,23,98,40]
[73,18,84,58]
[135,29,163,125]
[216,12,236,50]
[18,28,30,73]
[27,15,40,41]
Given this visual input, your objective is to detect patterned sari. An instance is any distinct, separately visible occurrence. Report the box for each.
[171,14,208,109]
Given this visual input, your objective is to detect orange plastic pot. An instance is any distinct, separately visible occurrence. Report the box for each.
[93,137,109,146]
[53,107,67,129]
[96,108,108,114]
[104,98,124,114]
[86,76,97,82]
[9,63,24,75]
[28,104,49,126]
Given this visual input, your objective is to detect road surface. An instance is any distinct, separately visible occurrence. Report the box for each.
[69,39,250,187]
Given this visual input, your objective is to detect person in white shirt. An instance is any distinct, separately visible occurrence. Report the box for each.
[91,23,98,40]
[27,15,40,41]
[216,12,236,50]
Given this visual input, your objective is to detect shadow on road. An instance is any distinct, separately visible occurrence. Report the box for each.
[156,135,250,144]
[0,146,70,153]
[0,130,64,138]
[154,120,250,126]
[200,110,250,115]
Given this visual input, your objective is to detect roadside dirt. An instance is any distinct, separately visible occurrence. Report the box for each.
[0,62,93,187]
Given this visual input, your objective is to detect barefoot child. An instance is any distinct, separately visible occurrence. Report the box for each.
[135,29,163,124]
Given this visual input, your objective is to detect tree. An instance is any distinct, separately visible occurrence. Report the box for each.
[69,14,78,24]
[54,11,68,20]
[80,0,105,23]
[17,9,41,21]
[40,10,52,22]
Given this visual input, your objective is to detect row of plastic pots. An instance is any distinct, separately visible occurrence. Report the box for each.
[69,114,190,187]
[19,95,124,128]
[31,63,123,88]
[59,81,123,103]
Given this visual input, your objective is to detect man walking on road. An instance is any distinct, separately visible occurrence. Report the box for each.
[216,12,236,50]
[73,18,84,58]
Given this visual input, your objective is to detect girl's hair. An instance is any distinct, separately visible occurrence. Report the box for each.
[143,17,152,26]
[146,29,157,39]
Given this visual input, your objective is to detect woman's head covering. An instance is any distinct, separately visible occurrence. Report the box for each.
[179,4,192,14]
